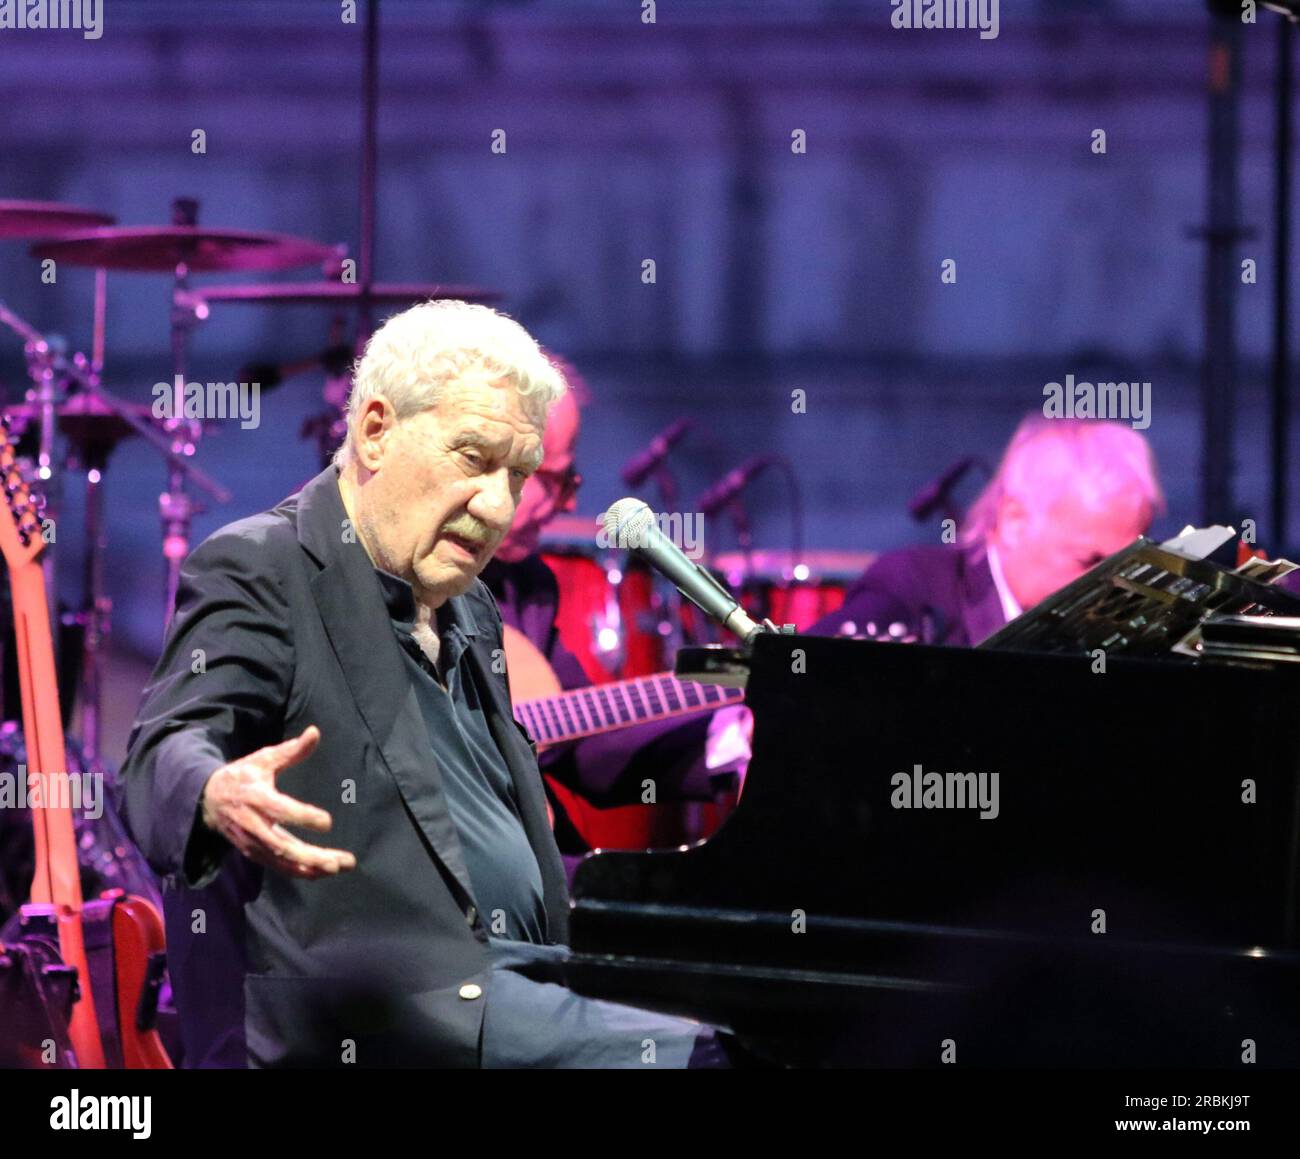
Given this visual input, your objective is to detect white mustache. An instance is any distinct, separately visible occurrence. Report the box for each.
[440,522,491,547]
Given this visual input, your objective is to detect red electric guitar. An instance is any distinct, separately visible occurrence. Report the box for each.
[0,418,170,1068]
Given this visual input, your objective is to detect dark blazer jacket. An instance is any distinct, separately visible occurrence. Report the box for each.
[808,543,1008,647]
[120,466,569,1068]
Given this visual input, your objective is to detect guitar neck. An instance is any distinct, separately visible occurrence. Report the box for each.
[515,670,744,748]
[10,563,106,1069]
[12,568,80,909]
[3,423,106,1066]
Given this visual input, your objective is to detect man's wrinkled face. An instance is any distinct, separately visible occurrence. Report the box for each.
[353,378,544,606]
[993,487,1151,611]
[495,390,580,564]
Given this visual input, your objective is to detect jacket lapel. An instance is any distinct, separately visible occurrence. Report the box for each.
[297,468,479,909]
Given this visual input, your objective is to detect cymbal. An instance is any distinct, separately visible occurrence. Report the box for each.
[31,226,340,274]
[3,392,154,447]
[0,200,115,239]
[181,281,499,306]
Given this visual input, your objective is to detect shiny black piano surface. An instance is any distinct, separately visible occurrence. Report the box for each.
[566,634,1300,1066]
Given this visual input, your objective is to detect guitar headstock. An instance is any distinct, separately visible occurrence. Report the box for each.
[0,415,47,569]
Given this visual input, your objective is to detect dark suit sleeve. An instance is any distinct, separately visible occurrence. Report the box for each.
[119,527,294,889]
[806,555,922,638]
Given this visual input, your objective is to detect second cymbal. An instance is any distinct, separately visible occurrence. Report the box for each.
[31,225,341,274]
[179,281,500,307]
[0,200,115,239]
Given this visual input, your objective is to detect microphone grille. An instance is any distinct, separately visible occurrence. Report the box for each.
[603,497,652,545]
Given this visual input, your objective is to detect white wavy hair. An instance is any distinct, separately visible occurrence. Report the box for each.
[961,415,1165,547]
[333,300,566,469]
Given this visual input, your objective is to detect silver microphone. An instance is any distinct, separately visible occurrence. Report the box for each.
[602,498,768,642]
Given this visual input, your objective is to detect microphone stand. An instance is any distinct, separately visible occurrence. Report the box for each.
[649,463,692,655]
[726,497,755,595]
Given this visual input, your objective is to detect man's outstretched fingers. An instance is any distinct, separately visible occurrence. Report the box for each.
[256,784,335,834]
[241,808,353,876]
[264,819,355,875]
[262,725,322,774]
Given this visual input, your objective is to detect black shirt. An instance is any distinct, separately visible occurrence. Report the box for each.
[376,569,547,943]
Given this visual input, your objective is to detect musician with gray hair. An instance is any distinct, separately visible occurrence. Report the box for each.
[120,300,730,1067]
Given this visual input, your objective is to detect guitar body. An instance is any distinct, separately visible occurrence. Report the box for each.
[502,623,726,851]
[502,623,602,841]
[502,622,563,702]
[1,426,171,1068]
[82,891,171,1068]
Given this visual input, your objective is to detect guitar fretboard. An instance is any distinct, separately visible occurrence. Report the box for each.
[515,672,744,747]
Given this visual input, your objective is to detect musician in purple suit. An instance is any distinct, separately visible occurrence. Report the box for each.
[810,415,1165,644]
[713,417,1166,776]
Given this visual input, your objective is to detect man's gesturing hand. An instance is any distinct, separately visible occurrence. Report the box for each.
[200,726,357,879]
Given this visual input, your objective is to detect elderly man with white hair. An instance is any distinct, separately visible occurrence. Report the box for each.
[121,300,730,1068]
[810,414,1166,645]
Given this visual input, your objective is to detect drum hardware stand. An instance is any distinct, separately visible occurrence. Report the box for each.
[725,496,756,577]
[72,451,107,771]
[1196,7,1251,526]
[161,197,212,628]
[1270,9,1295,551]
[645,463,694,657]
[87,404,225,763]
[319,0,381,464]
[91,266,107,381]
[300,315,362,469]
[0,300,229,769]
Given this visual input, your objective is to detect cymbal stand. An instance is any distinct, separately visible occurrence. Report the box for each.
[161,198,207,629]
[648,464,693,656]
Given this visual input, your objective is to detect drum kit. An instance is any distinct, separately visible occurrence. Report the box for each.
[537,520,877,683]
[713,547,877,629]
[0,196,495,788]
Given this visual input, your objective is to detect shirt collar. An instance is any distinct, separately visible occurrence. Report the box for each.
[984,541,1023,625]
[374,568,478,640]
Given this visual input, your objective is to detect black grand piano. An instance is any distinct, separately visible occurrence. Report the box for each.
[565,541,1300,1066]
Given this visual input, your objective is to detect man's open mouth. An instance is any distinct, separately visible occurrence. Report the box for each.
[443,532,486,559]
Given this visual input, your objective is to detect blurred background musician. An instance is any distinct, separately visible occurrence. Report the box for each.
[481,357,744,874]
[809,415,1166,644]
